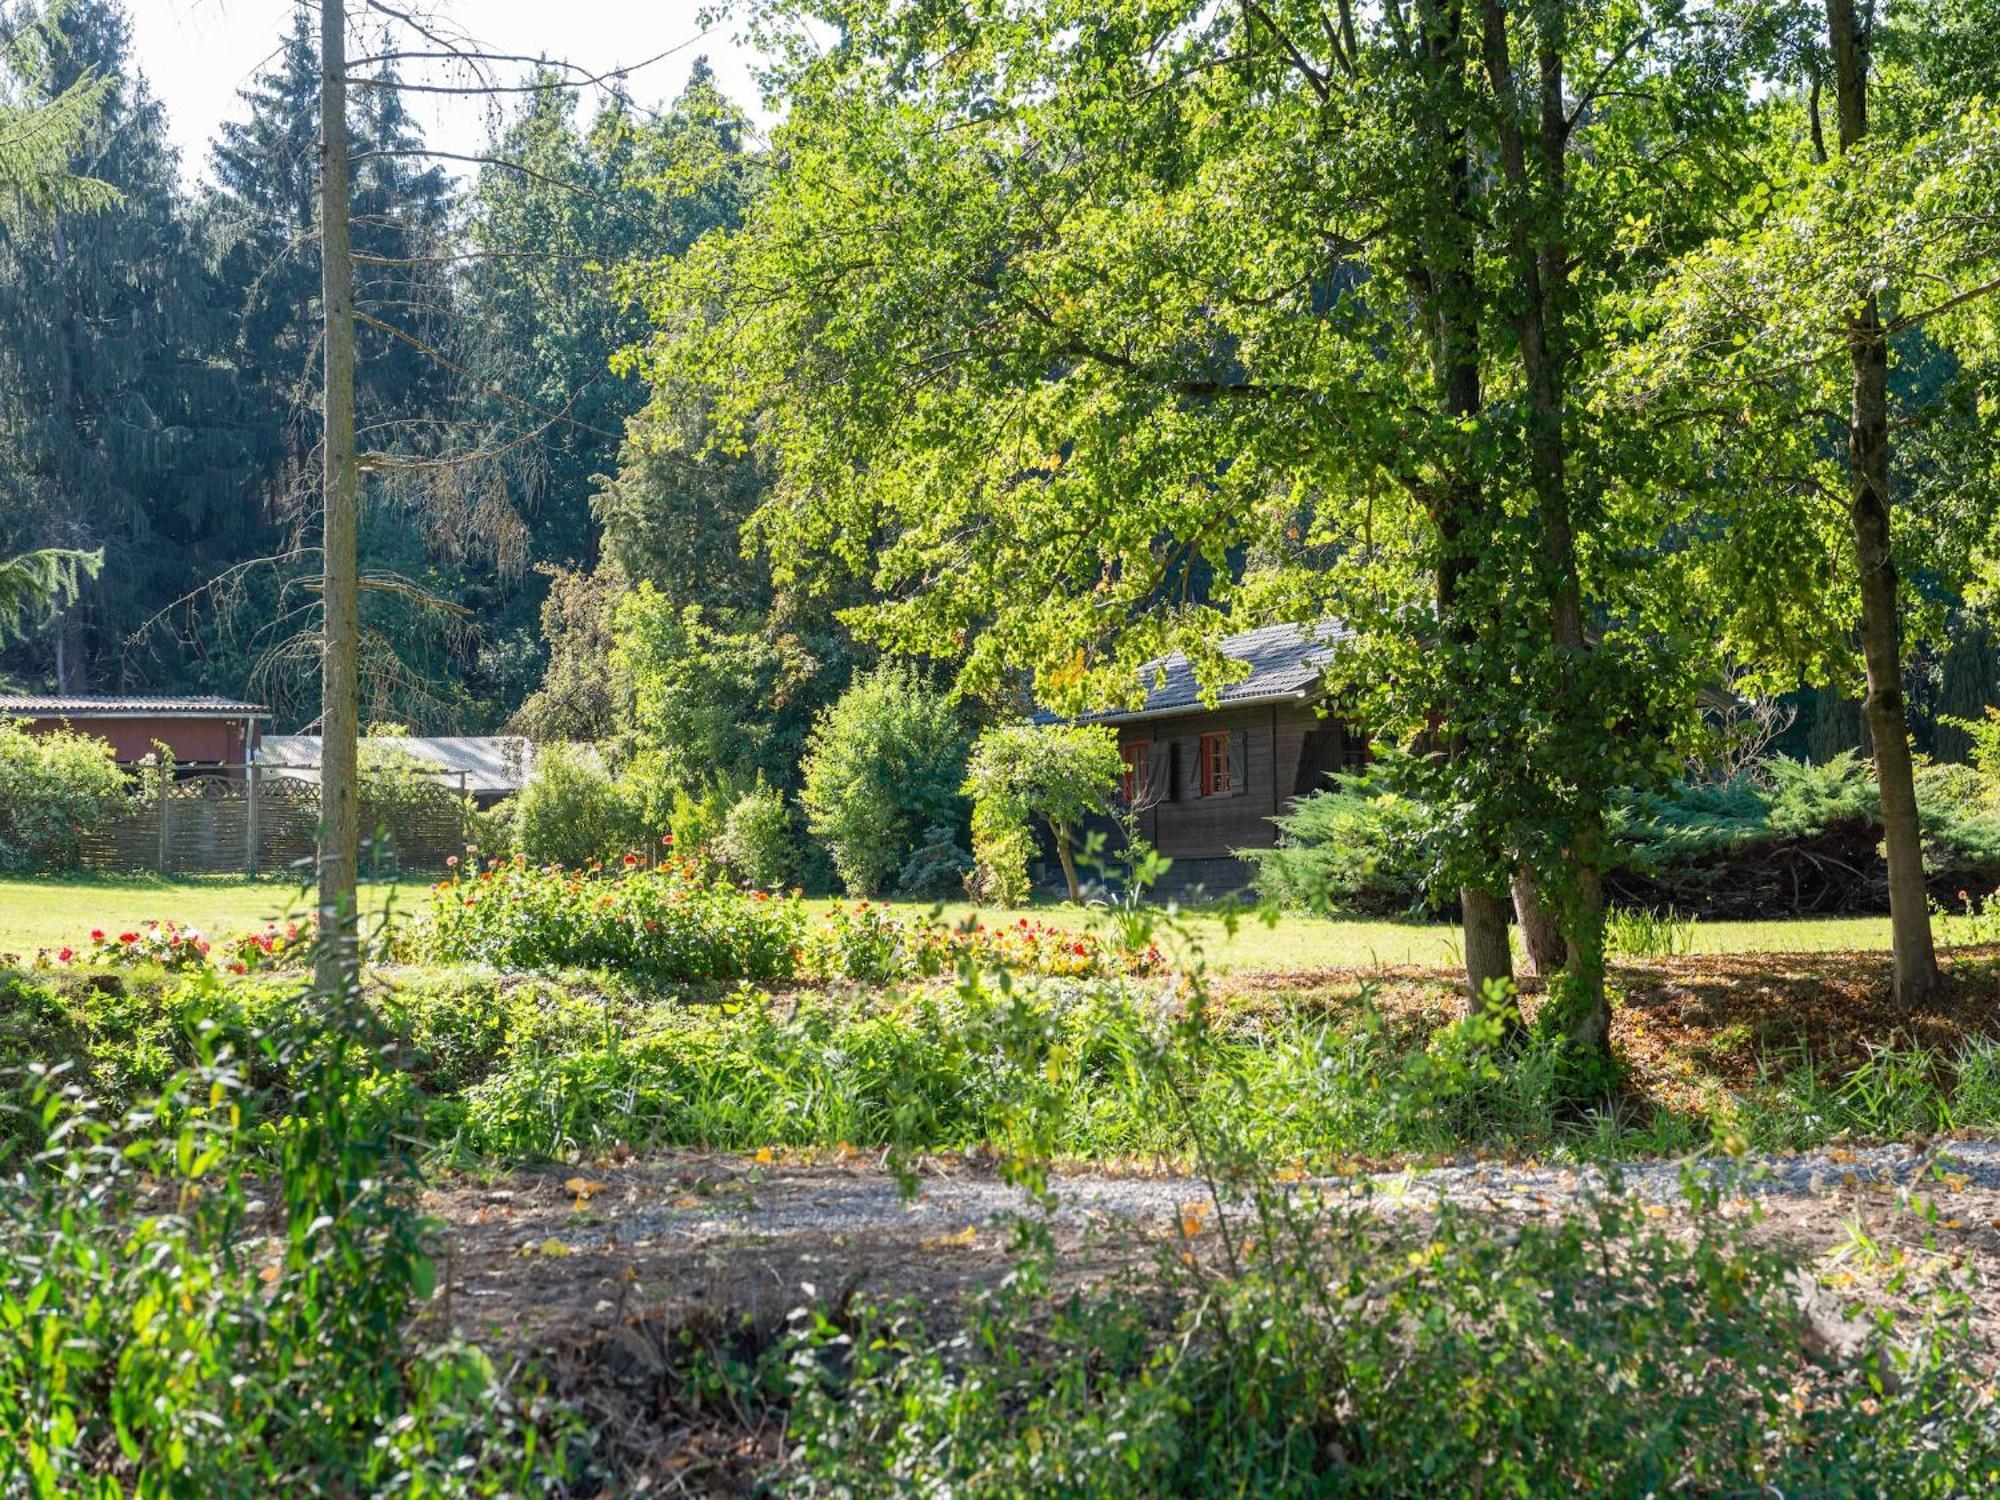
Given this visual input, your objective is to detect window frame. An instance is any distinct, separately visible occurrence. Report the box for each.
[1199,730,1232,797]
[1120,737,1151,805]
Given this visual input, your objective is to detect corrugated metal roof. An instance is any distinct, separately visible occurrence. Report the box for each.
[257,735,535,796]
[0,695,266,717]
[1049,621,1350,725]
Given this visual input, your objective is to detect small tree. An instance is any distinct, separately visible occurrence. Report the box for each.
[965,723,1122,905]
[799,665,967,897]
[0,719,127,872]
[514,743,634,867]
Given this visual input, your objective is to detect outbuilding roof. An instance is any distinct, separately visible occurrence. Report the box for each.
[257,734,535,797]
[0,695,266,718]
[1062,621,1350,726]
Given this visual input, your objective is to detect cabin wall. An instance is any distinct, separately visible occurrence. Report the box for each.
[1076,700,1364,898]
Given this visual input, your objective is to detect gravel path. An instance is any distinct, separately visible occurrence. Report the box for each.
[429,1137,2000,1370]
[506,1137,2000,1249]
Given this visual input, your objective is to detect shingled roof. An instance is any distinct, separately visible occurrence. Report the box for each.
[1065,621,1350,725]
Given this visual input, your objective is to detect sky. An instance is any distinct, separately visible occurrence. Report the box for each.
[124,0,771,185]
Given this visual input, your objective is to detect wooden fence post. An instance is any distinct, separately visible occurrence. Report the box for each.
[155,762,170,875]
[245,756,260,876]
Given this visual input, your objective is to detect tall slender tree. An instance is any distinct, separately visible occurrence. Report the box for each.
[316,0,359,992]
[1825,0,1939,1002]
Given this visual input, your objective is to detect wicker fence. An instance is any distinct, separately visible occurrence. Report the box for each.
[77,764,470,878]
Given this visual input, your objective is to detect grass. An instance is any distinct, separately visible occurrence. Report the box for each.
[0,873,1908,970]
[0,874,417,957]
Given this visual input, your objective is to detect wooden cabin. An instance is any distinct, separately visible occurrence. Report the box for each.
[1060,623,1367,898]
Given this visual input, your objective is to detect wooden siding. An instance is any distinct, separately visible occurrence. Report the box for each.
[1117,701,1354,862]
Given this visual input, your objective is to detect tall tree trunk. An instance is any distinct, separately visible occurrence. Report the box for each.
[1511,867,1565,978]
[1421,0,1516,1019]
[316,0,361,994]
[1826,0,1940,1005]
[1480,0,1611,1051]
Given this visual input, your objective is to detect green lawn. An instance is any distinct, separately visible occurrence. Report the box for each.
[0,875,418,959]
[0,874,1904,971]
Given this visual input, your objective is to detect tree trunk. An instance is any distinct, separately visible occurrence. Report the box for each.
[1511,867,1565,978]
[1460,887,1514,1015]
[1419,0,1516,1020]
[1826,0,1940,1006]
[316,0,361,995]
[1052,821,1083,904]
[1478,0,1612,1051]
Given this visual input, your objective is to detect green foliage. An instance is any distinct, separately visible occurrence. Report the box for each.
[787,1189,1997,1496]
[896,824,974,901]
[0,547,98,646]
[1603,907,1699,961]
[964,723,1121,904]
[1264,751,2000,916]
[717,782,798,889]
[667,783,733,870]
[613,587,788,795]
[0,978,567,1491]
[1249,767,1435,914]
[409,857,804,986]
[513,743,636,868]
[800,666,968,897]
[0,718,127,872]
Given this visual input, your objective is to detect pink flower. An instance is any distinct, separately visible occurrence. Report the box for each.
[446,855,459,868]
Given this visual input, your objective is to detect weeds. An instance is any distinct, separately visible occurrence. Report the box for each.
[1605,905,1699,960]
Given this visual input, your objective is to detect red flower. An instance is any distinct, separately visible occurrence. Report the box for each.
[1072,942,1088,956]
[90,929,104,942]
[661,833,675,846]
[56,947,72,963]
[118,932,138,945]
[623,852,639,867]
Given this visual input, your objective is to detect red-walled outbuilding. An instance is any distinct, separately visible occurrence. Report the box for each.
[0,695,267,771]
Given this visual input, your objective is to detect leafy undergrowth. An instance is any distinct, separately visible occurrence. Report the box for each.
[517,1169,2000,1495]
[9,948,2000,1170]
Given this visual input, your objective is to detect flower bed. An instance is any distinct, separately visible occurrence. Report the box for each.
[801,903,1162,983]
[407,855,806,984]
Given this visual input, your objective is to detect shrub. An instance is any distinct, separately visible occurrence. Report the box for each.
[0,985,566,1490]
[718,783,798,888]
[514,741,636,866]
[669,783,734,870]
[897,823,974,899]
[461,793,517,859]
[787,1190,1998,1496]
[0,719,129,872]
[800,666,968,897]
[964,723,1122,904]
[1248,766,1433,912]
[408,856,805,985]
[611,588,790,794]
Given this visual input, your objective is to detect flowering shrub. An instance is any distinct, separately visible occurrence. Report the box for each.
[71,921,214,972]
[407,854,806,984]
[218,920,315,975]
[801,904,1163,983]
